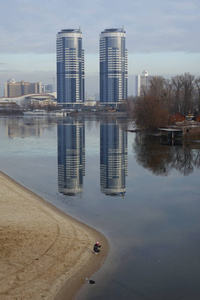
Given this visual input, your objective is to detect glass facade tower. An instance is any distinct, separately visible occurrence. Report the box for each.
[100,27,128,105]
[56,28,85,107]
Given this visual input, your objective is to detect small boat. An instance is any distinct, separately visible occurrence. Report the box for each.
[23,110,69,117]
[23,109,48,116]
[49,111,65,117]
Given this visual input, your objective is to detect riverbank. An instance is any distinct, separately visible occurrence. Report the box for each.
[0,171,109,300]
[127,120,200,140]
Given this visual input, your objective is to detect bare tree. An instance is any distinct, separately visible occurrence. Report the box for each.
[149,76,166,99]
[134,94,170,129]
[133,73,198,128]
[181,73,195,115]
[148,76,173,114]
[170,73,195,115]
[171,75,184,113]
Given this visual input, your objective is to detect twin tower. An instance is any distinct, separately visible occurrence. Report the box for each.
[56,27,128,107]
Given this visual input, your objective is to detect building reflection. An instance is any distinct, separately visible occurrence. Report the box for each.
[7,124,41,138]
[5,118,56,139]
[100,119,128,196]
[57,118,85,195]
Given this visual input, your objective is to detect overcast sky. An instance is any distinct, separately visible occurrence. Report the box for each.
[0,0,199,96]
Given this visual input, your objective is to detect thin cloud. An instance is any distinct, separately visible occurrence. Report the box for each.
[0,0,199,97]
[0,70,18,73]
[0,0,199,55]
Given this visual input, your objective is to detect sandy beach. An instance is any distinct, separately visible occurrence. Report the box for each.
[0,171,109,300]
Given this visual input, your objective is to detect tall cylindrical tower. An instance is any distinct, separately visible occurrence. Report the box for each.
[100,27,128,105]
[56,28,85,107]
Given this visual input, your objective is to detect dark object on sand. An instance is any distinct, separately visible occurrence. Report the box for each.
[93,241,101,254]
[86,278,96,284]
[89,280,95,284]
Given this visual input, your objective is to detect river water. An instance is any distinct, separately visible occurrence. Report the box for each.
[0,115,200,300]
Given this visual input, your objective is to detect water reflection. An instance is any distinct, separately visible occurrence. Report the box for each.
[134,133,200,176]
[1,117,200,300]
[3,117,55,139]
[100,119,128,196]
[7,123,42,138]
[57,118,85,195]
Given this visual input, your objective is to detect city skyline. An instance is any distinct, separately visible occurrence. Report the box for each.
[0,0,199,96]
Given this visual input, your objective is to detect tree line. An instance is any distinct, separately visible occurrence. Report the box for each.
[128,73,200,129]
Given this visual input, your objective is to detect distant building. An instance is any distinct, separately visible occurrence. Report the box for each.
[29,94,56,107]
[171,112,186,123]
[100,27,128,106]
[42,84,53,94]
[56,28,85,107]
[85,94,96,107]
[135,71,154,97]
[194,115,200,122]
[0,93,56,107]
[5,79,42,97]
[84,100,96,107]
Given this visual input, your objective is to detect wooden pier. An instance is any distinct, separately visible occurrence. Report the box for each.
[158,128,183,139]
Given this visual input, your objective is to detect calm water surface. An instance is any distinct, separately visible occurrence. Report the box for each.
[0,116,200,300]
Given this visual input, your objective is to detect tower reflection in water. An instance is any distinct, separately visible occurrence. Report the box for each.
[100,120,128,196]
[57,118,85,195]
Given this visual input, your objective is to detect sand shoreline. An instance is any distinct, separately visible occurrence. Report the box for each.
[0,171,109,300]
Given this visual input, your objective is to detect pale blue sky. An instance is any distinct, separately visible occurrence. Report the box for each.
[0,0,199,96]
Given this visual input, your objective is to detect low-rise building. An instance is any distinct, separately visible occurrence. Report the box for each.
[171,112,186,123]
[194,115,200,122]
[0,93,56,108]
